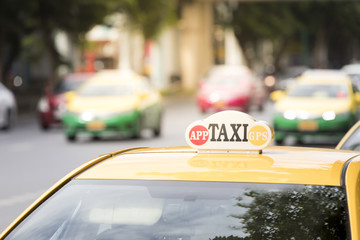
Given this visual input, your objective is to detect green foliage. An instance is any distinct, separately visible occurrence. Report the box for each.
[116,0,178,39]
[0,0,177,86]
[221,2,302,45]
[0,0,34,83]
[223,1,360,70]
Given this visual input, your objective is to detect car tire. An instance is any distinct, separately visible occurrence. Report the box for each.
[258,104,264,112]
[153,112,162,137]
[132,116,143,139]
[41,123,50,131]
[200,106,207,114]
[154,127,161,137]
[296,138,304,145]
[275,138,284,145]
[92,135,101,141]
[67,134,76,142]
[1,109,12,130]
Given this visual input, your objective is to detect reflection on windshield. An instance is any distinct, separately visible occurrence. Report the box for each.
[288,84,348,98]
[78,84,134,97]
[5,180,348,240]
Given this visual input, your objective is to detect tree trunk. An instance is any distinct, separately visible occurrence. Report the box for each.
[39,13,58,91]
[273,37,291,74]
[312,28,327,68]
[233,31,253,68]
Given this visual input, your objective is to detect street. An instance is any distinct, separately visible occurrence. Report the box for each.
[0,95,335,232]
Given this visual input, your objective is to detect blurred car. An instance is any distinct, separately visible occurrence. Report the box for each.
[336,120,360,151]
[271,65,309,91]
[342,63,360,90]
[2,111,360,239]
[37,72,94,130]
[0,82,16,130]
[271,69,360,144]
[196,65,267,113]
[62,70,163,141]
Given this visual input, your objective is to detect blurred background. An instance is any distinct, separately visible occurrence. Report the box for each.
[2,0,360,106]
[2,0,360,232]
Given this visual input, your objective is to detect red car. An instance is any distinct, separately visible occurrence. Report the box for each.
[37,73,94,130]
[197,65,267,113]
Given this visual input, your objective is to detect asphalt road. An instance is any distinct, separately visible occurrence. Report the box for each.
[0,96,336,233]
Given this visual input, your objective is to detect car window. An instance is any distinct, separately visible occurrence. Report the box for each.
[288,84,349,98]
[207,74,251,86]
[54,80,85,93]
[339,126,360,151]
[77,84,134,97]
[5,180,348,240]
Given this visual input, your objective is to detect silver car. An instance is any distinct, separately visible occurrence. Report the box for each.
[0,82,16,130]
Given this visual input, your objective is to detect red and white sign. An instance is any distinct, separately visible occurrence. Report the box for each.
[185,111,274,151]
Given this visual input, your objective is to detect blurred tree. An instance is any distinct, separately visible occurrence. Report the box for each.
[0,0,31,86]
[295,2,360,68]
[0,0,177,90]
[116,0,177,40]
[221,1,360,74]
[220,2,305,73]
[0,0,117,89]
[107,0,178,72]
[28,0,118,90]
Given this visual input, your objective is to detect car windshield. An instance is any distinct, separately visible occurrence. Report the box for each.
[287,84,349,98]
[5,180,348,240]
[77,84,134,97]
[207,75,251,86]
[54,80,84,94]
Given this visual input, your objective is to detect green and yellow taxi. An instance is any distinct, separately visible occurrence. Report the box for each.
[271,69,360,144]
[2,111,360,239]
[62,70,163,141]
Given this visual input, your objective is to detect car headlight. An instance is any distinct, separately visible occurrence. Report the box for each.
[80,111,95,121]
[282,110,310,120]
[209,92,220,103]
[77,110,137,121]
[322,111,336,121]
[37,98,49,112]
[283,110,296,120]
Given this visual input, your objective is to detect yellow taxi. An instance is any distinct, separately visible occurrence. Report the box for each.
[62,70,163,141]
[336,120,360,151]
[1,111,360,239]
[271,69,360,144]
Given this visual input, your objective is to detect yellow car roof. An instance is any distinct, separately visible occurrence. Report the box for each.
[296,70,351,84]
[76,146,360,186]
[85,69,146,85]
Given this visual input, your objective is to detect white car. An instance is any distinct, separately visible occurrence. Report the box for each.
[0,82,16,130]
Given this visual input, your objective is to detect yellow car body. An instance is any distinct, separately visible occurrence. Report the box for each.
[62,70,163,141]
[2,111,360,239]
[272,70,360,143]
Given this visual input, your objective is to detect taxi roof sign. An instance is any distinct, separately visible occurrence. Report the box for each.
[185,111,274,151]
